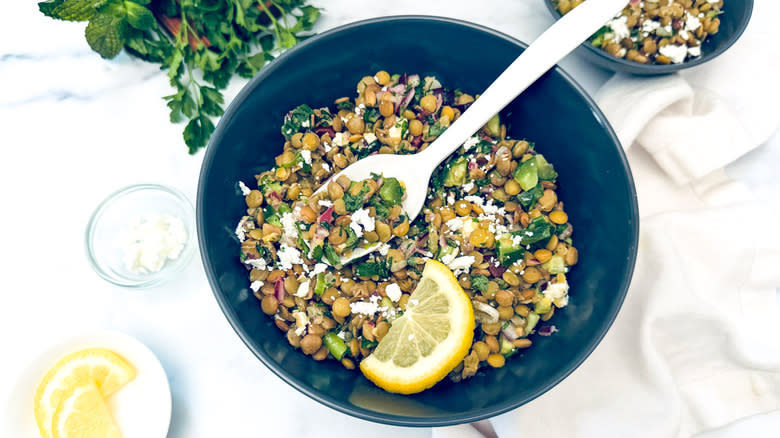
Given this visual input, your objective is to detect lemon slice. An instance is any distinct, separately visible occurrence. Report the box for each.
[360,260,474,394]
[35,348,135,438]
[51,381,122,438]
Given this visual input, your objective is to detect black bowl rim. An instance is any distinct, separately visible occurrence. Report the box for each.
[542,0,754,75]
[197,15,640,427]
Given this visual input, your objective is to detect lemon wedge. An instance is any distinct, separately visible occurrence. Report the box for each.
[360,260,474,394]
[51,381,122,438]
[34,348,135,438]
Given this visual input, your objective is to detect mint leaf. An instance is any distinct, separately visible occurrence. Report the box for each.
[39,0,102,21]
[124,1,154,30]
[85,15,124,59]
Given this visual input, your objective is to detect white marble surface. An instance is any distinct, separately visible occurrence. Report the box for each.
[0,1,777,437]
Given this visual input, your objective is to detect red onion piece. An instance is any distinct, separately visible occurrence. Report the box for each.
[315,126,335,137]
[488,263,507,278]
[538,325,558,337]
[398,88,415,113]
[502,325,519,341]
[389,84,406,94]
[274,279,285,302]
[526,258,542,266]
[411,135,422,148]
[317,206,334,223]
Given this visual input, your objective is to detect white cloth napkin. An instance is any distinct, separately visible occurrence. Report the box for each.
[436,1,780,437]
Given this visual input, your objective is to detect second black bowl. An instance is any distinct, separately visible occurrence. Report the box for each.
[197,16,639,426]
[543,0,753,75]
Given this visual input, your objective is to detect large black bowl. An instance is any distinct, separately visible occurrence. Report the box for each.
[197,16,639,426]
[543,0,753,75]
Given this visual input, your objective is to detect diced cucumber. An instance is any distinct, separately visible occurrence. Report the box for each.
[534,297,552,315]
[323,332,347,360]
[484,113,500,137]
[513,157,538,191]
[379,177,404,205]
[496,234,525,266]
[500,335,516,357]
[443,157,467,187]
[525,312,540,335]
[542,255,566,275]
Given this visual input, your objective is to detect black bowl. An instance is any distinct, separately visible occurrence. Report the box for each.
[197,16,639,426]
[543,0,753,75]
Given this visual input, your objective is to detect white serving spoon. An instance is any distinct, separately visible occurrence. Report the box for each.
[320,0,627,266]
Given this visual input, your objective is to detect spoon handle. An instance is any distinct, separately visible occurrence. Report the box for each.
[416,0,627,169]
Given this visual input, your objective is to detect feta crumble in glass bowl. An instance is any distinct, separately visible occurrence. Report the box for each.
[85,184,196,288]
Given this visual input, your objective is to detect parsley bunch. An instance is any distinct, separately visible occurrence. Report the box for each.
[38,0,320,153]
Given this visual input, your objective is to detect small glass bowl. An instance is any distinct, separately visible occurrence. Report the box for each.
[85,184,196,288]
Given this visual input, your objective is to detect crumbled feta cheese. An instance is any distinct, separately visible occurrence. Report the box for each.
[349,221,363,238]
[388,125,402,138]
[301,119,310,128]
[462,182,474,193]
[312,263,328,276]
[607,16,630,42]
[250,281,263,292]
[378,243,391,256]
[464,195,484,206]
[300,149,312,165]
[238,181,252,196]
[280,212,298,240]
[337,331,348,340]
[685,13,701,31]
[235,218,248,242]
[440,248,459,266]
[448,256,475,271]
[350,295,382,316]
[277,244,303,270]
[323,142,332,152]
[511,234,523,246]
[545,282,569,300]
[351,208,375,232]
[659,44,688,64]
[642,19,661,33]
[445,218,464,232]
[679,30,690,41]
[245,258,267,270]
[332,132,348,146]
[687,46,701,57]
[363,132,377,144]
[296,280,310,298]
[446,193,455,205]
[385,283,402,302]
[115,214,188,274]
[322,162,331,172]
[318,199,333,208]
[463,136,480,150]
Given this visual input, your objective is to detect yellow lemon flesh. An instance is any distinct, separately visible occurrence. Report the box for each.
[51,381,122,438]
[360,260,474,394]
[34,348,135,438]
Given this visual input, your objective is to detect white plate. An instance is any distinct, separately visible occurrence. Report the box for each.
[2,331,171,438]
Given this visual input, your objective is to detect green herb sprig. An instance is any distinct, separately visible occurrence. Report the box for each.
[38,0,321,154]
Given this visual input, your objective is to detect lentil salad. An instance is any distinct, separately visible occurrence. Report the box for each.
[234,71,579,384]
[554,0,723,64]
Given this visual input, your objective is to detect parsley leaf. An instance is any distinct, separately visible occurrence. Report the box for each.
[471,275,490,293]
[342,184,370,212]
